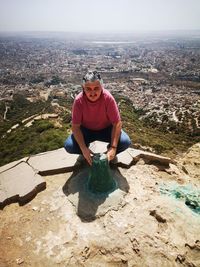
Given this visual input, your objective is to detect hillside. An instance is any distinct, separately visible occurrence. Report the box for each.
[0,93,199,167]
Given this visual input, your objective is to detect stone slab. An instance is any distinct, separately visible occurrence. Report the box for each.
[28,148,80,175]
[0,142,173,210]
[127,148,172,165]
[63,166,129,221]
[0,157,28,174]
[89,141,109,154]
[112,150,133,166]
[0,162,46,209]
[88,142,172,167]
[27,142,172,176]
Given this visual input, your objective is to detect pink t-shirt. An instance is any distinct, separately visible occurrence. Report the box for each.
[72,88,121,130]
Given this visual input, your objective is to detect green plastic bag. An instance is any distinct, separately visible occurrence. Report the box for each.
[88,153,116,194]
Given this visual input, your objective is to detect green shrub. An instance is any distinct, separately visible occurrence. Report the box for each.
[34,120,54,133]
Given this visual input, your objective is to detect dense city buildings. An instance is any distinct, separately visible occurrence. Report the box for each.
[0,32,200,136]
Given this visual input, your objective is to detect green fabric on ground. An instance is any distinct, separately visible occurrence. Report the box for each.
[88,153,116,194]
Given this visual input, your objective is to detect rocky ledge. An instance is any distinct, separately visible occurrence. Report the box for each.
[0,142,199,267]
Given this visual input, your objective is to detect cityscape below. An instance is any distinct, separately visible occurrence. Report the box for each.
[0,31,200,165]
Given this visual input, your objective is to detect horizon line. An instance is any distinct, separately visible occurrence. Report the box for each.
[0,29,200,34]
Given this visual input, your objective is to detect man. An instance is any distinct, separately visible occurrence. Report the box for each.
[64,70,131,165]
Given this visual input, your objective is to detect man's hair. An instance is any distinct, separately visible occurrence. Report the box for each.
[82,70,103,84]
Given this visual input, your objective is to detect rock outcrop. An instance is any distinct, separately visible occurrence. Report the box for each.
[180,143,200,182]
[0,143,172,209]
[0,142,199,267]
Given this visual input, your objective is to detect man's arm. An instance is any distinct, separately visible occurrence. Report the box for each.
[72,123,92,165]
[107,120,122,161]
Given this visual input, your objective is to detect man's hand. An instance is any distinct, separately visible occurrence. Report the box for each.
[107,147,117,162]
[82,147,93,166]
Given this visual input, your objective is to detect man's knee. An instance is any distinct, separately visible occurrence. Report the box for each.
[64,138,73,153]
[121,138,131,151]
[124,135,131,148]
[64,136,81,154]
[118,131,131,152]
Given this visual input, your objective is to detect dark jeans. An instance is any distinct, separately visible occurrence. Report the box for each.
[64,125,131,154]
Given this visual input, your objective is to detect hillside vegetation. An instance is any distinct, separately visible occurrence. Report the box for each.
[0,94,199,167]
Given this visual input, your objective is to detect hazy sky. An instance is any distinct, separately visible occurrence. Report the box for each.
[0,0,200,32]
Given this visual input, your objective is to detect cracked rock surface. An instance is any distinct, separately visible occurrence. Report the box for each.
[0,142,200,267]
[0,143,172,208]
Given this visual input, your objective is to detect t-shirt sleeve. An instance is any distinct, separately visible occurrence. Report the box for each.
[106,95,121,124]
[72,99,82,125]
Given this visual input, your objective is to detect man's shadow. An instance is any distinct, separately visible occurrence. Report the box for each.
[62,163,130,222]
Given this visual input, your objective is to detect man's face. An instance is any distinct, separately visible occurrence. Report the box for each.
[83,80,102,102]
